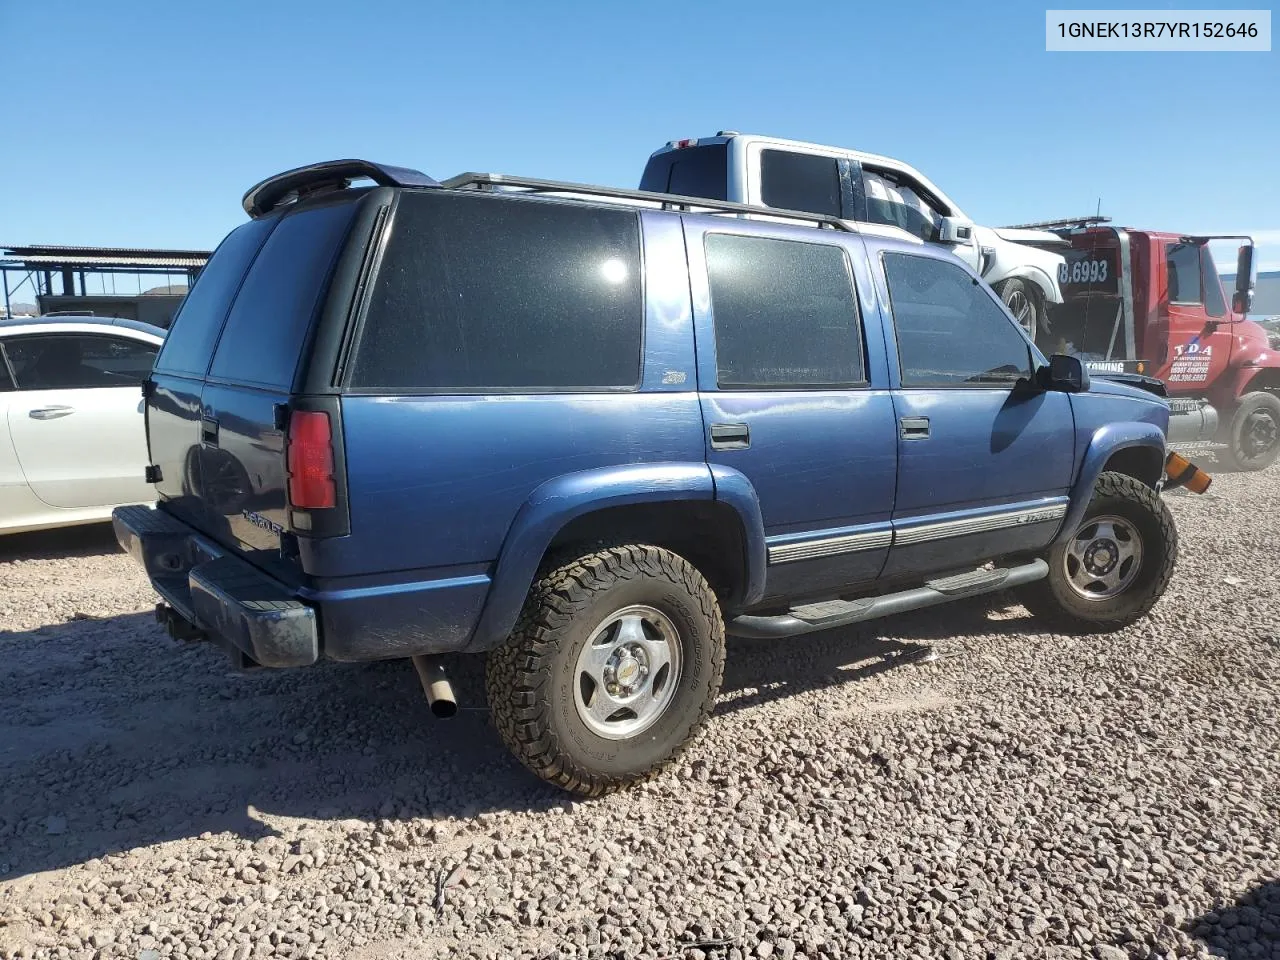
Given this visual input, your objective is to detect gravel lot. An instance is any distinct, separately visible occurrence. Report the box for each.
[1,464,1277,960]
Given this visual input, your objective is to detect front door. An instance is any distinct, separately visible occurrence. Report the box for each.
[1156,239,1236,394]
[685,220,898,602]
[2,332,158,508]
[876,251,1076,579]
[861,165,983,274]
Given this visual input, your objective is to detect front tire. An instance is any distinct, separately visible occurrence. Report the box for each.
[1018,472,1177,632]
[486,544,725,796]
[997,278,1042,342]
[1217,391,1280,472]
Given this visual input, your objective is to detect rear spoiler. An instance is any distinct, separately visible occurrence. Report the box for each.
[242,160,440,218]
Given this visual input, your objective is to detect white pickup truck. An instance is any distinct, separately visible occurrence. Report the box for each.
[640,132,1067,340]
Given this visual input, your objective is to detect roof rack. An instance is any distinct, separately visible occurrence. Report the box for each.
[441,172,856,234]
[243,160,440,218]
[1002,215,1113,231]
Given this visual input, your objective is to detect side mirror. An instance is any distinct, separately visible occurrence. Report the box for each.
[937,216,975,244]
[1037,354,1091,393]
[1233,243,1255,315]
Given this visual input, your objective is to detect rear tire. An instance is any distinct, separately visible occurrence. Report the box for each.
[1217,391,1280,472]
[1018,472,1177,632]
[997,278,1042,342]
[486,544,725,796]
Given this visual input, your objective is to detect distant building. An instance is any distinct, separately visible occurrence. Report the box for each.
[0,244,210,327]
[1222,270,1280,319]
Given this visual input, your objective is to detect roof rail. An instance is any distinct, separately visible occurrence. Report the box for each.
[242,160,440,218]
[1003,215,1113,231]
[441,172,857,234]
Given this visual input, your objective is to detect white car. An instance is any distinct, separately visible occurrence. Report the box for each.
[639,132,1068,339]
[0,316,164,535]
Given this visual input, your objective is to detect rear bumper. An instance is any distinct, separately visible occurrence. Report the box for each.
[112,504,318,668]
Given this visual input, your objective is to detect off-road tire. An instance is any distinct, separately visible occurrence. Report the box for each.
[486,544,725,796]
[1217,391,1280,472]
[1017,472,1177,632]
[997,278,1042,342]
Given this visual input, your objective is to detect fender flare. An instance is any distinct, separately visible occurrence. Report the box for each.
[1053,421,1167,546]
[464,463,767,651]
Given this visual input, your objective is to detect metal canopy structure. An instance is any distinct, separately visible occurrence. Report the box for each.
[0,243,211,323]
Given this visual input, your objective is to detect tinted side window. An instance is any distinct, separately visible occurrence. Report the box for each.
[1167,242,1203,304]
[5,334,158,390]
[154,218,275,377]
[0,349,13,391]
[760,150,842,218]
[209,201,358,388]
[640,144,729,200]
[705,234,863,389]
[883,253,1031,387]
[349,192,643,391]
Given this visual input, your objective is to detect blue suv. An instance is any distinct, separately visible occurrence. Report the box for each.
[114,160,1180,795]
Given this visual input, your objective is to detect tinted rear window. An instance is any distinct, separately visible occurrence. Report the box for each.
[154,218,275,377]
[640,144,728,200]
[209,201,358,389]
[348,192,643,392]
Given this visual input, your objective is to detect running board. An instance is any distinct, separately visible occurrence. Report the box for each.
[726,559,1048,639]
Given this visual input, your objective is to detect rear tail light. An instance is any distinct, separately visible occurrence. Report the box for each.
[286,411,336,510]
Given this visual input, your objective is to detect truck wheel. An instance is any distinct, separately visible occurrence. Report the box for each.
[1218,391,1280,472]
[486,544,725,796]
[997,278,1041,341]
[1017,472,1177,632]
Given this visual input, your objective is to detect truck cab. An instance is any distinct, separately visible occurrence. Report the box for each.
[639,133,1069,340]
[1042,222,1280,471]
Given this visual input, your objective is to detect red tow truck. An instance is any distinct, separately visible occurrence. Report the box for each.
[1018,218,1280,471]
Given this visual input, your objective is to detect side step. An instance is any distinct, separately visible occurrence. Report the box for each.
[726,559,1048,639]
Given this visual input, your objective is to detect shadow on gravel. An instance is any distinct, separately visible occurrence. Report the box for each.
[1187,880,1280,957]
[0,610,562,881]
[0,522,120,562]
[718,593,1037,716]
[1,591,1043,881]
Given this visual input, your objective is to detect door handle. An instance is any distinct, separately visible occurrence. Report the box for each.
[29,405,74,420]
[201,417,220,446]
[710,422,750,450]
[900,416,930,440]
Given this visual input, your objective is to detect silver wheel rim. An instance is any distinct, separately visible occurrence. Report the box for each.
[1063,514,1143,600]
[1004,289,1034,332]
[573,604,682,740]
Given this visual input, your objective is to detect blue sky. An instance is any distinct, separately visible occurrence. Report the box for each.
[2,0,1276,267]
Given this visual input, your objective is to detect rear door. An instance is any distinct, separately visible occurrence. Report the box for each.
[3,331,159,507]
[684,219,898,602]
[148,216,277,529]
[197,198,362,564]
[877,250,1076,578]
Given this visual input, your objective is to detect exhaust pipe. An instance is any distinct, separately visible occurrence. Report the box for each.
[411,655,458,719]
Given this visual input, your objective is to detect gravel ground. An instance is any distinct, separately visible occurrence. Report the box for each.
[1,464,1277,960]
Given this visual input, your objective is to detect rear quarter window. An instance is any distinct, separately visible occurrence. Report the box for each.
[209,200,359,389]
[154,218,275,378]
[640,144,728,201]
[348,192,643,392]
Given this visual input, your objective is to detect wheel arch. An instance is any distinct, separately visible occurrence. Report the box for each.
[1053,422,1167,547]
[1238,367,1280,397]
[464,464,767,651]
[990,262,1063,305]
